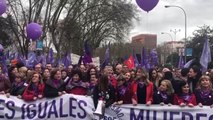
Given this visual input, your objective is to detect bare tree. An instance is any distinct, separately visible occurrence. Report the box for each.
[5,0,137,59]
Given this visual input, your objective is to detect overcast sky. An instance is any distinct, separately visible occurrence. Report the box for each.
[128,0,213,44]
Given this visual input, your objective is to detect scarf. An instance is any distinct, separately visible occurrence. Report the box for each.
[138,81,145,88]
[158,91,168,101]
[200,89,211,99]
[118,85,127,96]
[31,83,39,96]
[181,93,192,102]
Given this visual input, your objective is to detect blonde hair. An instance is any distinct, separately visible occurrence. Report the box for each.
[197,75,212,90]
[136,68,149,85]
[160,79,174,95]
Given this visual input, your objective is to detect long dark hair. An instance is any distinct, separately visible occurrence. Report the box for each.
[98,74,109,92]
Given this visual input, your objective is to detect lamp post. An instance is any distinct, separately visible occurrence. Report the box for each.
[165,5,187,63]
[170,29,181,41]
[161,32,173,65]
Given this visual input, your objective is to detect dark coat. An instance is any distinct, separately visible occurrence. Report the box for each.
[9,82,27,96]
[194,89,213,105]
[93,84,115,108]
[153,91,174,104]
[44,79,65,98]
[131,81,154,103]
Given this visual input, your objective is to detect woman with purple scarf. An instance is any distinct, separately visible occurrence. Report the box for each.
[194,75,213,107]
[44,69,66,98]
[6,73,27,98]
[66,69,89,95]
[114,75,132,105]
[173,81,197,107]
[153,80,174,105]
[22,72,44,101]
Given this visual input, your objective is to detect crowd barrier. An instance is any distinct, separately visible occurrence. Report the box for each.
[0,94,213,120]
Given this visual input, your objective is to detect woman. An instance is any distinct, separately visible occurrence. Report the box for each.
[149,68,160,90]
[42,68,50,83]
[22,72,44,101]
[195,75,213,107]
[88,73,98,95]
[93,74,115,109]
[114,75,132,105]
[44,69,66,98]
[6,73,27,98]
[66,69,89,95]
[173,81,197,107]
[131,68,154,106]
[153,80,174,105]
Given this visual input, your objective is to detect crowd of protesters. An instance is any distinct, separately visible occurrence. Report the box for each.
[1,60,213,110]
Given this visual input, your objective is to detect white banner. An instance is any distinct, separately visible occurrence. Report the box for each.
[0,94,213,120]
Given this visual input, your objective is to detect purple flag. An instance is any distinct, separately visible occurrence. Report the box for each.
[141,47,145,67]
[47,48,54,64]
[150,49,158,67]
[141,47,150,70]
[133,49,139,68]
[83,40,92,64]
[17,53,26,65]
[26,52,37,68]
[62,53,71,69]
[2,55,8,75]
[178,53,184,69]
[101,43,110,69]
[184,59,194,68]
[200,38,211,72]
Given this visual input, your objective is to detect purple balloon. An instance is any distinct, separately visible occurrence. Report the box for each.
[136,0,159,12]
[26,22,42,40]
[0,0,7,15]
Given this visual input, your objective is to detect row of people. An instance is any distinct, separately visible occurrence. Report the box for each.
[0,62,212,109]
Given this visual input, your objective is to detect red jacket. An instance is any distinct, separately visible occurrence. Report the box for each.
[67,87,87,95]
[131,81,154,103]
[173,94,197,105]
[22,83,45,101]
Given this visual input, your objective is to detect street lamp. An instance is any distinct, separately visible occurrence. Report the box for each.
[161,32,174,66]
[170,29,181,41]
[165,5,187,63]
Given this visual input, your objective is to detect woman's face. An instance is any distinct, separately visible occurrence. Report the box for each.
[159,81,168,92]
[130,71,135,78]
[90,68,96,75]
[124,72,131,81]
[200,78,210,88]
[54,71,62,80]
[90,74,98,85]
[152,70,157,78]
[182,84,190,94]
[136,69,142,78]
[32,73,40,83]
[73,74,80,82]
